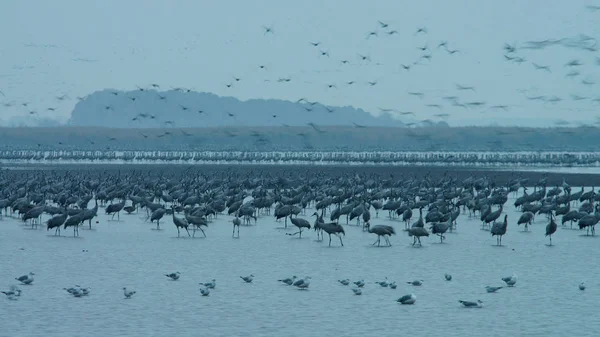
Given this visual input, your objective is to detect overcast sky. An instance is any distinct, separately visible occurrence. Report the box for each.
[1,0,599,127]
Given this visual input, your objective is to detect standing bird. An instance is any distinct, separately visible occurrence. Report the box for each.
[106,200,125,220]
[150,208,166,230]
[278,276,297,285]
[171,206,190,237]
[293,276,311,290]
[579,282,586,291]
[123,287,136,299]
[502,273,518,287]
[365,222,395,246]
[201,279,216,289]
[352,288,362,295]
[545,213,558,245]
[407,227,429,246]
[200,287,210,296]
[491,215,508,246]
[287,217,311,238]
[46,210,67,236]
[517,212,534,231]
[15,272,34,285]
[314,222,345,246]
[241,274,254,283]
[232,216,241,238]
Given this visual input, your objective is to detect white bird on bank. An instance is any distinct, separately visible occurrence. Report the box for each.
[294,276,311,289]
[200,287,210,296]
[352,288,362,295]
[278,276,296,285]
[15,272,34,285]
[1,285,22,300]
[397,294,417,305]
[165,272,180,281]
[338,279,350,286]
[201,279,216,289]
[459,300,483,308]
[486,286,503,293]
[389,282,397,289]
[579,282,586,291]
[445,273,452,281]
[407,280,423,286]
[502,274,518,287]
[353,280,365,288]
[240,274,254,283]
[123,287,136,299]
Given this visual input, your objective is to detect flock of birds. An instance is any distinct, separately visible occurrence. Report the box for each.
[0,167,594,309]
[3,4,600,151]
[4,267,534,309]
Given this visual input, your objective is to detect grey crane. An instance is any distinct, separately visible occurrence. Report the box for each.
[365,221,395,246]
[429,219,450,243]
[80,198,99,229]
[545,213,558,245]
[315,221,345,246]
[46,209,67,236]
[407,227,429,246]
[517,211,534,231]
[232,216,241,238]
[150,208,166,230]
[23,205,45,228]
[287,217,311,238]
[64,211,84,237]
[170,206,190,237]
[106,199,125,220]
[491,214,508,246]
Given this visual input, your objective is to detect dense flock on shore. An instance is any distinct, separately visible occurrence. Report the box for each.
[0,150,596,167]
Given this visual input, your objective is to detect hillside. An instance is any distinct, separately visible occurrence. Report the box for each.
[67,89,449,128]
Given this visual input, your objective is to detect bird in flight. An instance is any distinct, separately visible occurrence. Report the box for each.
[309,42,320,47]
[262,25,274,35]
[532,63,551,72]
[378,21,389,28]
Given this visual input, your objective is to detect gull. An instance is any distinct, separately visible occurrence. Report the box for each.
[278,276,297,285]
[75,285,90,296]
[502,273,518,287]
[353,280,365,288]
[445,274,452,281]
[338,279,350,286]
[241,274,254,283]
[309,42,320,47]
[1,285,22,300]
[165,272,180,281]
[200,287,210,296]
[486,286,503,293]
[407,280,423,286]
[123,287,136,299]
[397,294,417,305]
[579,282,586,291]
[352,288,362,295]
[293,276,311,290]
[389,282,397,289]
[532,63,551,72]
[376,278,389,287]
[262,25,274,35]
[459,300,483,308]
[201,279,216,289]
[378,20,389,28]
[15,272,34,285]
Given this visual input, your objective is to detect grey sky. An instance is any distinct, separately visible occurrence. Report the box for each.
[1,0,599,127]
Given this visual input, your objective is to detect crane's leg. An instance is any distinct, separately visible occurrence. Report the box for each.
[237,226,239,237]
[328,234,332,247]
[232,225,235,238]
[177,227,180,237]
[185,227,190,237]
[338,234,344,246]
[299,228,302,238]
[417,237,422,246]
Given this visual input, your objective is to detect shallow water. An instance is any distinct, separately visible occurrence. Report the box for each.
[1,192,599,337]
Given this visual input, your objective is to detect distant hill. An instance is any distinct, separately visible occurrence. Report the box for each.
[67,89,449,128]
